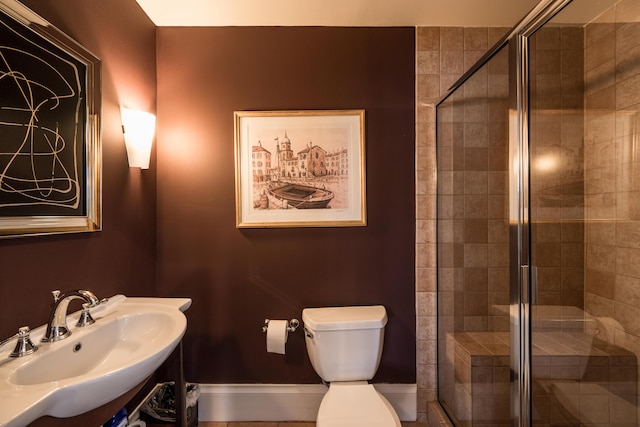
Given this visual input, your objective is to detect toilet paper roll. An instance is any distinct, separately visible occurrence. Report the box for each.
[266,320,288,354]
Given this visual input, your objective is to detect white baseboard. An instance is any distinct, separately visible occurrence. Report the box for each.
[198,383,417,422]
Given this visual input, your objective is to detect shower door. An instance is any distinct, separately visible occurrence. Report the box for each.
[438,0,640,425]
[436,32,513,427]
[527,0,640,425]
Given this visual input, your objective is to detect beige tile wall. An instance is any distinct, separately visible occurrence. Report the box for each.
[529,24,586,310]
[583,0,640,383]
[416,26,508,422]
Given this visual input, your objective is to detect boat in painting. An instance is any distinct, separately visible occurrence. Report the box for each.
[268,182,334,209]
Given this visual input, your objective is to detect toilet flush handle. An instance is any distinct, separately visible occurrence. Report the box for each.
[304,327,314,339]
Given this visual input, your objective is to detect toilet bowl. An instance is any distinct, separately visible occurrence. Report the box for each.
[302,305,401,427]
[317,381,401,427]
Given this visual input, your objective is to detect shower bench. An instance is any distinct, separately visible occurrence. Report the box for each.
[441,330,637,426]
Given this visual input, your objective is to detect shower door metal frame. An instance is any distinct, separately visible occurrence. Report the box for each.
[507,1,572,426]
[436,0,573,426]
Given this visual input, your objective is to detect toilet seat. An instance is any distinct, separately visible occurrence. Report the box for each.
[317,381,402,427]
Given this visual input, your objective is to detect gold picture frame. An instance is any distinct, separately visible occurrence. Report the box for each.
[234,110,366,228]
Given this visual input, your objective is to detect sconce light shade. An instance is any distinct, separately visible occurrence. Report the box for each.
[121,107,156,169]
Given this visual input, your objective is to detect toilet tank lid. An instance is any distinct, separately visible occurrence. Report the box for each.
[302,305,388,331]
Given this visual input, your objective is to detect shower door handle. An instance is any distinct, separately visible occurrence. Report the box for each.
[531,266,538,305]
[521,265,538,305]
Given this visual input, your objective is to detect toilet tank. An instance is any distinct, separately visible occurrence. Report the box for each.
[302,305,388,382]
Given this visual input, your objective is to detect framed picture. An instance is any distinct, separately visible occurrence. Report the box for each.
[234,110,366,228]
[0,0,101,238]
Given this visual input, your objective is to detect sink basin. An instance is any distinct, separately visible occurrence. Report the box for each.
[0,295,191,427]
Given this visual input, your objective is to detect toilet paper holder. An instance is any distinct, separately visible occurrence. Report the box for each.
[262,318,299,333]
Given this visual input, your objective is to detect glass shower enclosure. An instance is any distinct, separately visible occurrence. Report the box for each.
[436,0,640,425]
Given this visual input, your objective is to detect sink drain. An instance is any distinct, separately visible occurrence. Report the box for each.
[73,342,82,352]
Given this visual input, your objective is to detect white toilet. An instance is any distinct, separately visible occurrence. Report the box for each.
[302,305,402,427]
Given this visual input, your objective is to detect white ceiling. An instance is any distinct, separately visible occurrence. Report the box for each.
[135,0,542,27]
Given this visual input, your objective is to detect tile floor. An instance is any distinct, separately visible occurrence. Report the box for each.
[198,423,431,426]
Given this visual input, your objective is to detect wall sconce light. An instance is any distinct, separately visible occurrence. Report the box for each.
[121,107,156,169]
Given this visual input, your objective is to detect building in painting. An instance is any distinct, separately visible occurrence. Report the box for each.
[251,141,271,182]
[298,142,328,177]
[326,148,348,176]
[253,131,346,180]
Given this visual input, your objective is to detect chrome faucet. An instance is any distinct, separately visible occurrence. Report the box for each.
[42,289,104,342]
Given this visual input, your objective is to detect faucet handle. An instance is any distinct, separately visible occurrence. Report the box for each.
[10,326,38,358]
[76,303,96,327]
[51,290,61,302]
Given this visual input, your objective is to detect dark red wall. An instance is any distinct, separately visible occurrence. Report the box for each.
[0,0,157,338]
[156,27,416,383]
[0,2,416,386]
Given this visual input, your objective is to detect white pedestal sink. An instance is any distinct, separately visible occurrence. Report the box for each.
[0,295,191,427]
